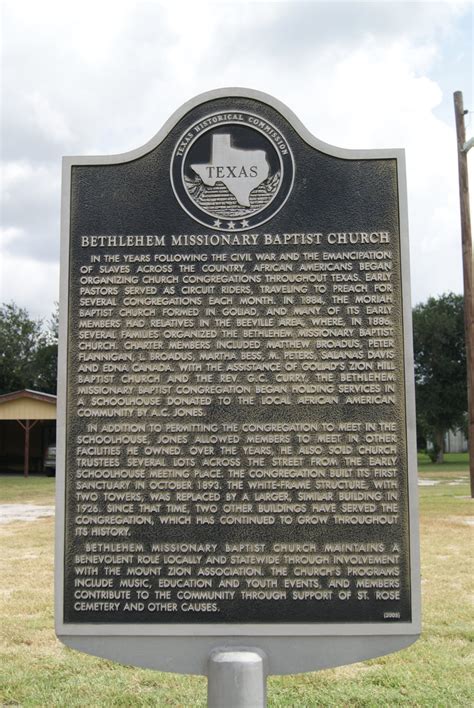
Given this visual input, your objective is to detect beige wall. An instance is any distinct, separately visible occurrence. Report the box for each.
[0,398,56,420]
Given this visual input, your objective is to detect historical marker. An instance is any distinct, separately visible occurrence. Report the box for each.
[56,89,420,678]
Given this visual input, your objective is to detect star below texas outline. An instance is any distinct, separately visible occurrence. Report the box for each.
[191,133,269,207]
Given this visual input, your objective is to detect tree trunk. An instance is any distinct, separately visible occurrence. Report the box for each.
[435,429,445,464]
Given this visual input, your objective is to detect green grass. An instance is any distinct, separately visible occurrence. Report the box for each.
[417,451,469,472]
[0,468,473,706]
[0,475,56,504]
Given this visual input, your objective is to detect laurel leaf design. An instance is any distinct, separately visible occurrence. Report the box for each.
[184,176,204,199]
[184,169,281,217]
[264,171,281,193]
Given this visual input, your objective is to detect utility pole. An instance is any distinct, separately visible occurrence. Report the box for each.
[453,91,474,498]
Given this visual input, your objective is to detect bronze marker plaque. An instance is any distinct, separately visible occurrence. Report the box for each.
[56,89,420,674]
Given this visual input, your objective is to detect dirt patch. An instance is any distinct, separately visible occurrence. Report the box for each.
[0,504,55,524]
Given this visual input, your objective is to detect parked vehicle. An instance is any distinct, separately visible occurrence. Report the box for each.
[44,445,56,477]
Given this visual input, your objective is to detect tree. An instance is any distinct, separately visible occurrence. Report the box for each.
[0,302,58,395]
[413,293,467,463]
[34,306,58,394]
[0,303,43,394]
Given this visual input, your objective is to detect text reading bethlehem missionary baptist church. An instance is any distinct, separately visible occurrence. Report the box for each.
[80,231,391,248]
[62,98,412,627]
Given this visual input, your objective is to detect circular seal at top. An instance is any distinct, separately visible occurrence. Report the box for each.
[170,111,294,231]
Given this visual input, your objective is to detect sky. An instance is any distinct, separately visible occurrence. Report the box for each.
[1,0,473,321]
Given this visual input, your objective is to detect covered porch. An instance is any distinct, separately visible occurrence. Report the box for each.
[0,390,57,476]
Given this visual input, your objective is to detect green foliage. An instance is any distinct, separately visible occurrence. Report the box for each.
[0,302,43,393]
[33,308,59,394]
[413,293,467,462]
[0,302,58,395]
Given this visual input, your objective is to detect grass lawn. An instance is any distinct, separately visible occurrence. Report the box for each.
[0,475,56,504]
[417,451,470,472]
[0,460,472,706]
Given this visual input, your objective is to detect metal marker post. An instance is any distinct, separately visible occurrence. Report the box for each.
[208,649,267,708]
